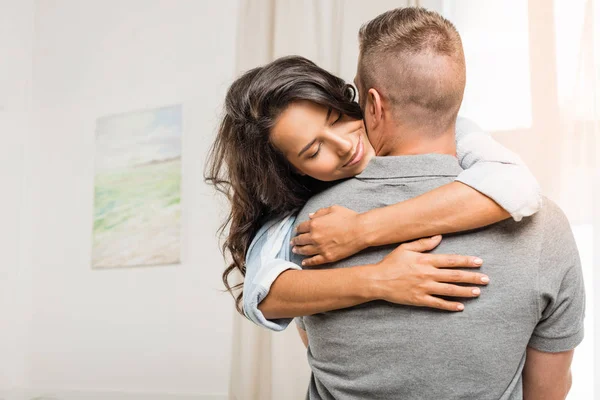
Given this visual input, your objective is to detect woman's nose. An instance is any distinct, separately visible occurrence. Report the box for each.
[331,135,353,157]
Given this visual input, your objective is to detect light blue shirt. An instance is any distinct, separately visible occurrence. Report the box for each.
[242,117,542,331]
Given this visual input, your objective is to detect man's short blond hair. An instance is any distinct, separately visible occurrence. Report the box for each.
[358,7,466,133]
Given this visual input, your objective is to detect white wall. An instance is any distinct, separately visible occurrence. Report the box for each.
[13,1,239,398]
[0,0,34,395]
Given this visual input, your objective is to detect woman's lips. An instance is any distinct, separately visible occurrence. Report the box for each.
[344,135,364,168]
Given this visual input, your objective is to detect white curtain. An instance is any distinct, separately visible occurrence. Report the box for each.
[228,1,599,399]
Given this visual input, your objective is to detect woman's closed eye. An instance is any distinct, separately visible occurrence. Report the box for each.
[331,111,343,125]
[308,142,322,159]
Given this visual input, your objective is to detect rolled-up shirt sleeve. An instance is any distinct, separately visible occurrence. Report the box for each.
[454,117,542,221]
[242,213,300,331]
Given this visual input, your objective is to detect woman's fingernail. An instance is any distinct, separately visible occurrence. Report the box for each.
[309,213,315,217]
[431,235,441,240]
[474,257,483,265]
[457,304,464,311]
[481,276,490,283]
[472,288,480,295]
[301,260,306,266]
[292,247,298,253]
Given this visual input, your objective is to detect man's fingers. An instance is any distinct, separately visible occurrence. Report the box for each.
[292,245,318,256]
[432,269,490,285]
[301,255,326,267]
[290,233,313,246]
[427,254,483,269]
[399,235,442,252]
[422,295,465,312]
[427,282,482,298]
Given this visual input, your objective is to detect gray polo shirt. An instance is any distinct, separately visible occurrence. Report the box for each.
[292,154,585,400]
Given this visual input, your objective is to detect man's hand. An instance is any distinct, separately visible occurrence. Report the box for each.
[291,205,368,267]
[366,235,489,312]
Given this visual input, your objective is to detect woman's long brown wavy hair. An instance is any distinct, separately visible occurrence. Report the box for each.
[204,56,363,314]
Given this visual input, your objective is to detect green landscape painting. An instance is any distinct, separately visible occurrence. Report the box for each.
[92,105,182,268]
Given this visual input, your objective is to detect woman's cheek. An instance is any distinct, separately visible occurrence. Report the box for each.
[308,163,338,181]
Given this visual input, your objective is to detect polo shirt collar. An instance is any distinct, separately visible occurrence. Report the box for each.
[356,153,463,179]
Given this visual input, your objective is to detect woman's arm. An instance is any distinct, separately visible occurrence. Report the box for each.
[454,117,542,221]
[259,236,487,319]
[243,216,487,331]
[291,118,542,266]
[360,181,506,246]
[291,184,504,266]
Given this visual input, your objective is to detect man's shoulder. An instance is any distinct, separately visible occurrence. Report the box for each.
[536,197,571,234]
[298,178,358,215]
[533,197,579,262]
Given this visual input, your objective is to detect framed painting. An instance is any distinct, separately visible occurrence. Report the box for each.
[92,104,182,268]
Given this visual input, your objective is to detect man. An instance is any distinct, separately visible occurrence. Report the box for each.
[290,7,585,400]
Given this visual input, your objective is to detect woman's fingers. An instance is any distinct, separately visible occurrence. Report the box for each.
[292,245,318,256]
[301,255,326,267]
[427,282,482,298]
[308,207,332,219]
[297,207,334,233]
[432,269,490,285]
[290,233,313,246]
[422,295,465,312]
[398,235,442,253]
[296,220,311,234]
[425,254,483,268]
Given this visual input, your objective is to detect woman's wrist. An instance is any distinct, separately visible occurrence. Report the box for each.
[357,211,378,248]
[353,263,385,302]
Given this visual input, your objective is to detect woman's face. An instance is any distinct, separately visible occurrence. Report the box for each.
[270,100,375,182]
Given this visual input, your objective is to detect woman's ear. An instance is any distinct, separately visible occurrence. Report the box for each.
[367,88,384,128]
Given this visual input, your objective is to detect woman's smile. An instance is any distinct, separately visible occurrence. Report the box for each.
[343,135,364,168]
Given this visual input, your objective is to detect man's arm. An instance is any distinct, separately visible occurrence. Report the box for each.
[522,347,573,400]
[525,202,585,399]
[297,324,309,348]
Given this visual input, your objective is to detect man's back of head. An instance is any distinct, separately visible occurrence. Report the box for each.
[356,7,466,155]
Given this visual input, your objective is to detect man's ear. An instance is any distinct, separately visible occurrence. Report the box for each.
[366,88,384,128]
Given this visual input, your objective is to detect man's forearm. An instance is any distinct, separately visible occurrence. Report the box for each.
[259,266,376,319]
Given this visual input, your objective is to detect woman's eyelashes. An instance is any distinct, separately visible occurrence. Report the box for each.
[308,142,322,159]
[332,111,343,125]
[306,111,343,160]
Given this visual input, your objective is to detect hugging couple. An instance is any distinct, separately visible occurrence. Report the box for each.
[206,7,584,400]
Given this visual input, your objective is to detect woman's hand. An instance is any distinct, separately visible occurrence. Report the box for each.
[291,205,369,267]
[367,235,489,311]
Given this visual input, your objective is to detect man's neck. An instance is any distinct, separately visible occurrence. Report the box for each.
[376,124,457,157]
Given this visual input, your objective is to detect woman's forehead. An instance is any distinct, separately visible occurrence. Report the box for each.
[271,101,328,152]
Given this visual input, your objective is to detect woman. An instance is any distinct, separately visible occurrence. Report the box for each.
[205,56,541,332]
